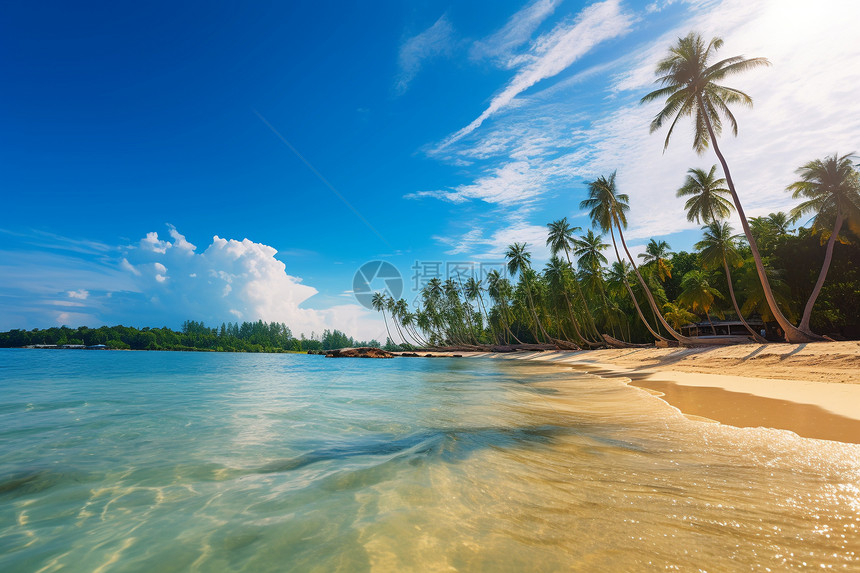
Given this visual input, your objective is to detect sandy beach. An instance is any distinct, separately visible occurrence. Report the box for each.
[423,342,860,443]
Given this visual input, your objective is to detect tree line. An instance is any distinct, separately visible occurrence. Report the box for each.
[371,33,860,349]
[0,320,380,353]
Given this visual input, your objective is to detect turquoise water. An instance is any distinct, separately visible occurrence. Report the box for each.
[1,349,858,571]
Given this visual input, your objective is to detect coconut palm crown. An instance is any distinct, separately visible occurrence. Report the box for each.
[640,32,770,153]
[677,165,733,223]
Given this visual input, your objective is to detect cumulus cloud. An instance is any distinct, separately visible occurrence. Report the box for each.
[67,289,89,300]
[117,227,385,341]
[395,15,455,95]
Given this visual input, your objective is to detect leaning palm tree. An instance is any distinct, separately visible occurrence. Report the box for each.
[581,172,680,343]
[640,32,820,342]
[787,153,860,332]
[544,256,597,347]
[464,276,496,343]
[696,221,767,342]
[677,165,733,223]
[547,218,601,338]
[486,270,523,344]
[505,242,551,343]
[371,292,395,345]
[386,296,408,347]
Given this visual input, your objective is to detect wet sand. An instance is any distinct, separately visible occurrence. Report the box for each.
[423,342,860,444]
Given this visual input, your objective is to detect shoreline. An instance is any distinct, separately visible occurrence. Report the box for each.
[421,342,860,444]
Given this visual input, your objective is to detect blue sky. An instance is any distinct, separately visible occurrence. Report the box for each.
[2,0,859,341]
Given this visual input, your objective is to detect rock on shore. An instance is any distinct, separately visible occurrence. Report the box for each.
[325,347,394,358]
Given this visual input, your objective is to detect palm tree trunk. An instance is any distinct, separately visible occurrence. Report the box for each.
[615,215,726,345]
[475,290,500,344]
[499,299,524,344]
[562,292,601,347]
[595,277,618,339]
[722,257,768,343]
[799,214,843,332]
[521,274,550,343]
[705,310,716,335]
[391,316,407,347]
[562,247,602,339]
[698,94,821,342]
[608,225,668,342]
[381,309,394,347]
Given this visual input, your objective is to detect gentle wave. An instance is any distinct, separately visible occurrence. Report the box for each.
[0,349,858,572]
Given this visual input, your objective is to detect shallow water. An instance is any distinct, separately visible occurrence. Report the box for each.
[0,349,858,571]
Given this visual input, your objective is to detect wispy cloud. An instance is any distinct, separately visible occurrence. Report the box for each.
[420,0,860,259]
[406,160,549,207]
[434,222,552,260]
[395,15,455,96]
[470,0,563,66]
[439,0,633,147]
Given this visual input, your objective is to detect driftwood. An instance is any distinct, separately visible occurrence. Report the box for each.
[413,343,563,353]
[678,335,754,347]
[601,334,652,349]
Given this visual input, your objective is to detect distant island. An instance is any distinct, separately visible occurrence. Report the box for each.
[0,320,381,353]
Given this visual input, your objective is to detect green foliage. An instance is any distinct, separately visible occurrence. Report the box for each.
[0,321,379,353]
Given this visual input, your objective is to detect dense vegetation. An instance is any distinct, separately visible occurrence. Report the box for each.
[0,321,380,352]
[371,33,860,349]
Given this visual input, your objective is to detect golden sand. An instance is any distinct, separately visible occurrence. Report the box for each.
[437,342,860,443]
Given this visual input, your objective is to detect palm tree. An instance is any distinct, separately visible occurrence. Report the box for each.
[696,221,767,342]
[640,32,821,342]
[581,172,681,343]
[638,239,674,282]
[736,261,795,325]
[662,302,698,331]
[787,153,860,332]
[677,165,733,223]
[396,298,428,347]
[544,256,595,346]
[678,270,723,334]
[574,230,609,274]
[386,296,408,347]
[486,270,523,344]
[574,230,620,338]
[546,218,601,338]
[505,242,550,343]
[372,292,395,346]
[465,276,497,343]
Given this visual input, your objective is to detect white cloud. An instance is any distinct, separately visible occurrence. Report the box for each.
[395,15,455,95]
[441,0,633,146]
[67,289,89,300]
[407,160,549,207]
[421,0,860,255]
[434,222,551,261]
[588,0,860,240]
[470,0,562,65]
[141,231,169,254]
[120,227,385,341]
